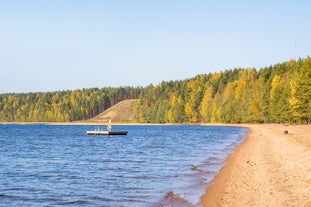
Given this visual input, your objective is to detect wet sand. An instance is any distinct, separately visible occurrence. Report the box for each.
[201,124,311,207]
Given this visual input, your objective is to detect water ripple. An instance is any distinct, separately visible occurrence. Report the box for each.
[0,124,248,206]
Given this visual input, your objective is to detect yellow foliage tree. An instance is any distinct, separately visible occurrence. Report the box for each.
[199,86,213,122]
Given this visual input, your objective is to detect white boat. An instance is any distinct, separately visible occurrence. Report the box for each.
[86,130,128,135]
[86,120,128,135]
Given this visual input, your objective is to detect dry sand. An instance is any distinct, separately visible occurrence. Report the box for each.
[201,124,311,207]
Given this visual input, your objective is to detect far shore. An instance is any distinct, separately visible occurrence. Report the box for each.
[0,121,206,126]
[201,124,311,206]
[0,121,251,126]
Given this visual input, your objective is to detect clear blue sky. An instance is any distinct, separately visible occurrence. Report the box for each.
[0,0,310,93]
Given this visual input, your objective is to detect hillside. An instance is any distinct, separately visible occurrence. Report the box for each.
[89,99,138,123]
[0,87,142,122]
[135,58,311,124]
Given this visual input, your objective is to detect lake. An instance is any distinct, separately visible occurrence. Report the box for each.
[0,124,248,206]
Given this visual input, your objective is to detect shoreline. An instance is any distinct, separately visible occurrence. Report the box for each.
[200,124,311,206]
[0,121,165,126]
[0,122,248,126]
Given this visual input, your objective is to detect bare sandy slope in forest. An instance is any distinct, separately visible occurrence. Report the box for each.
[201,124,311,207]
[89,99,137,123]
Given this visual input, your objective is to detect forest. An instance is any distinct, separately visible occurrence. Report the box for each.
[0,87,142,122]
[134,57,311,124]
[0,57,310,124]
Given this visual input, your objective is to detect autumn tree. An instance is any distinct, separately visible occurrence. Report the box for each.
[290,57,311,123]
[199,85,213,122]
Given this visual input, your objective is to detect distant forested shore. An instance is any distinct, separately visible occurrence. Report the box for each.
[0,87,142,122]
[1,57,310,124]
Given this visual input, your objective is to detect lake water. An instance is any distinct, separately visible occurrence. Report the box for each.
[0,124,248,206]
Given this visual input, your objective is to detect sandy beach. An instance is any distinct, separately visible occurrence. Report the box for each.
[200,124,311,207]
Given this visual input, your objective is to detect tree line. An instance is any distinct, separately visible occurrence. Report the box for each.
[0,58,310,124]
[0,87,142,122]
[134,58,311,124]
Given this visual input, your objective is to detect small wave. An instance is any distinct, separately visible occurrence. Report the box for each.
[0,192,26,201]
[88,196,103,201]
[191,165,204,172]
[0,193,60,203]
[191,164,217,174]
[156,191,196,207]
[208,156,225,163]
[58,200,88,205]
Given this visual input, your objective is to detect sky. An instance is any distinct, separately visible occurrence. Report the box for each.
[0,0,310,93]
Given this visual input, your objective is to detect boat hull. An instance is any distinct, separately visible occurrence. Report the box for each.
[87,131,128,135]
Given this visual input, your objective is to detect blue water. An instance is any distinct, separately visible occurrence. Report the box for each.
[0,124,248,206]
